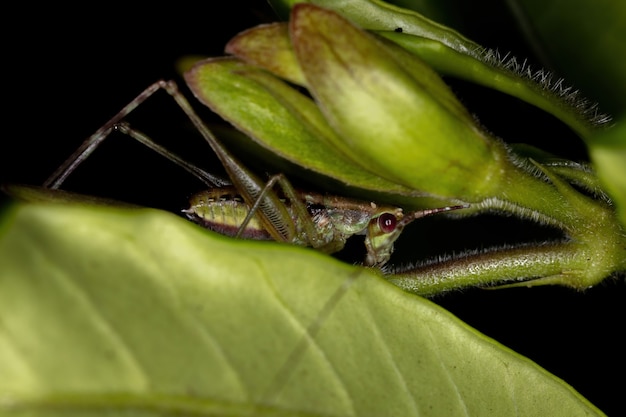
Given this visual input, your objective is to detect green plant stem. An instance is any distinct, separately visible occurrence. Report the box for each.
[377,32,600,140]
[389,148,626,294]
[469,148,575,229]
[386,242,584,296]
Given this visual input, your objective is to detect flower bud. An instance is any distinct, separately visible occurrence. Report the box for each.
[288,4,507,199]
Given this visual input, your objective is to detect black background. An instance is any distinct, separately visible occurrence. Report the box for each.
[3,2,624,415]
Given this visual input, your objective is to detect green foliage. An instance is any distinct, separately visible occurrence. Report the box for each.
[187,3,625,291]
[0,202,604,416]
[590,117,626,225]
[185,57,415,195]
[3,0,625,414]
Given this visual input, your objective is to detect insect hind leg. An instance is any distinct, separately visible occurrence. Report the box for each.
[234,173,287,239]
[113,122,228,188]
[44,80,228,190]
[234,173,330,251]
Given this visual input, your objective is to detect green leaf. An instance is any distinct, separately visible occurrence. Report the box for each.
[269,1,608,139]
[289,4,505,199]
[382,0,470,31]
[225,23,306,87]
[0,202,604,416]
[270,0,482,55]
[184,57,416,197]
[588,117,626,227]
[376,31,606,139]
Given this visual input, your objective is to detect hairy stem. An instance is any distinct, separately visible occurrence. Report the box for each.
[386,242,587,297]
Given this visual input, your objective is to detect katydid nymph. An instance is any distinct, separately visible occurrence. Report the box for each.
[44,79,467,267]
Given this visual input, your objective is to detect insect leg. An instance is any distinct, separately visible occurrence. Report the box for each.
[47,79,302,244]
[234,174,286,239]
[44,82,163,189]
[113,122,228,188]
[44,81,227,190]
[234,173,337,251]
[161,80,299,243]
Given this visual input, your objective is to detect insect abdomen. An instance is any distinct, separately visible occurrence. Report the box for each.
[184,188,272,240]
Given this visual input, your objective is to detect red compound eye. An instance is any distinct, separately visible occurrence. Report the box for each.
[377,213,397,234]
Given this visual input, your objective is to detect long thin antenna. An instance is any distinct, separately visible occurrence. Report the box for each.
[399,204,469,228]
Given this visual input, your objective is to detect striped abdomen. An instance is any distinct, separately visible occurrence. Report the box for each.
[184,188,272,240]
